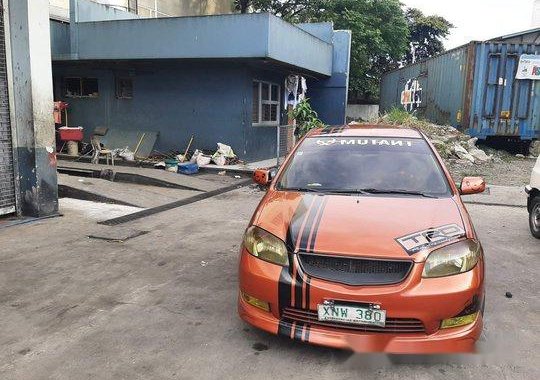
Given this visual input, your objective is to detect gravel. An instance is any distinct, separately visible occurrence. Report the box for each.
[373,116,537,186]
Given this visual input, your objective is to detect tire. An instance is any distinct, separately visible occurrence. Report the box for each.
[529,196,540,239]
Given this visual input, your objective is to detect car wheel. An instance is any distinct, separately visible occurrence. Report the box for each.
[530,196,540,239]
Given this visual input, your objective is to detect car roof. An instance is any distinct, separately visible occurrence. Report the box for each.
[307,124,424,139]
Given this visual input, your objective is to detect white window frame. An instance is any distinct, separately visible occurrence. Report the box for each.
[252,80,280,126]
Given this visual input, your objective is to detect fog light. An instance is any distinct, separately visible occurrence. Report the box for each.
[440,312,478,329]
[242,292,270,312]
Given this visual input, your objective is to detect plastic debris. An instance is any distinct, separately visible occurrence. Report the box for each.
[178,162,199,175]
[212,143,237,165]
[190,149,212,166]
[452,144,475,163]
[117,147,135,161]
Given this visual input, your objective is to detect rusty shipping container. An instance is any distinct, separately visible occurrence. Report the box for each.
[380,41,540,142]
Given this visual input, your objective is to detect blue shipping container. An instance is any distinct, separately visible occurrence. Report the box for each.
[380,41,540,141]
[469,42,540,140]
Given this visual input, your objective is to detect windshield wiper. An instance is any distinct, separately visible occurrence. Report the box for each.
[279,187,371,195]
[358,188,438,198]
[279,187,324,193]
[315,188,371,195]
[277,187,436,198]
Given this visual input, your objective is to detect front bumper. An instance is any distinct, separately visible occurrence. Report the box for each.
[238,248,484,353]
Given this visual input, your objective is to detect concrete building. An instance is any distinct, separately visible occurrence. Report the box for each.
[50,0,234,19]
[1,0,58,218]
[49,0,351,161]
[533,0,540,28]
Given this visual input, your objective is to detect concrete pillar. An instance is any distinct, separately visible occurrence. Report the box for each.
[5,0,58,217]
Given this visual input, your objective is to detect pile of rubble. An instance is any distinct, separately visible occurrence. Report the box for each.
[428,128,492,164]
[377,116,494,164]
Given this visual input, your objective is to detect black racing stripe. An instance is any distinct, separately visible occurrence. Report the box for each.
[304,325,311,342]
[307,196,329,253]
[286,194,314,251]
[305,275,311,311]
[278,266,292,311]
[285,227,295,253]
[294,258,304,309]
[278,318,292,337]
[299,196,323,251]
[293,322,304,341]
[281,195,312,314]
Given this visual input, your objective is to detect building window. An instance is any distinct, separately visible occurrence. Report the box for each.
[128,0,138,14]
[253,80,280,126]
[116,77,133,99]
[64,77,99,98]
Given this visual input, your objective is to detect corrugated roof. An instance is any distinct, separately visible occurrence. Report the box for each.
[486,27,540,42]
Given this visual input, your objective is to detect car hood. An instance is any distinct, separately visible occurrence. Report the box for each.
[253,191,466,262]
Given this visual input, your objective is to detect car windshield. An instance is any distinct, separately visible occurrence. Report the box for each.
[276,136,451,197]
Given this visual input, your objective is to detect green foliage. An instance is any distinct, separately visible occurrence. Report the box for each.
[385,107,413,124]
[237,1,452,102]
[404,8,454,64]
[245,0,409,102]
[290,99,325,137]
[322,0,410,102]
[234,0,251,13]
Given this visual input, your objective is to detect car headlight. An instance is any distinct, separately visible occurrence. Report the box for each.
[422,239,481,278]
[243,226,288,266]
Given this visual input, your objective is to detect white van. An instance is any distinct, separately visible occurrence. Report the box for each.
[525,156,540,238]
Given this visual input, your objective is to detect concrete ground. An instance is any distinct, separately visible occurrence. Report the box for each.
[0,181,538,380]
[57,159,251,209]
[58,173,197,209]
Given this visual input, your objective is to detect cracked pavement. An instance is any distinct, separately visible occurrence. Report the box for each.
[0,184,538,379]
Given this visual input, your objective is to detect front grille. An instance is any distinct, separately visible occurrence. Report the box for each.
[282,308,425,334]
[298,253,413,286]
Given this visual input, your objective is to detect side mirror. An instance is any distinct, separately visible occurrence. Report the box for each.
[253,168,277,186]
[459,176,486,195]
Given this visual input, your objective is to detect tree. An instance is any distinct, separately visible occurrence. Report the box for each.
[234,0,251,13]
[237,1,452,102]
[404,8,454,64]
[246,0,410,102]
[322,0,409,102]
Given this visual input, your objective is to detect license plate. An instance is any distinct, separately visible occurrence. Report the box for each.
[317,304,386,327]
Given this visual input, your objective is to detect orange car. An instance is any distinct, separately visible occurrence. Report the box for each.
[238,124,486,353]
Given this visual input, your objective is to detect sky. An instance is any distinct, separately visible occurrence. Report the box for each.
[401,0,537,49]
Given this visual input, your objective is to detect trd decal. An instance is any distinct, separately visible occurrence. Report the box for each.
[395,224,465,255]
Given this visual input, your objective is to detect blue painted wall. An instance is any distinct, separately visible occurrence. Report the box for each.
[50,20,70,58]
[307,30,351,125]
[67,12,333,76]
[296,22,334,43]
[53,61,288,161]
[50,1,351,160]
